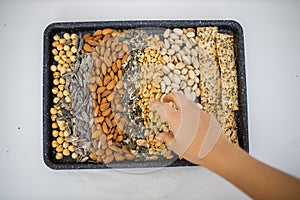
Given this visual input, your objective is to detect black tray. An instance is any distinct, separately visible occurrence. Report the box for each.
[43,20,248,170]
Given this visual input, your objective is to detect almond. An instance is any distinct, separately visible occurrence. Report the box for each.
[102,28,114,35]
[92,139,98,149]
[106,80,115,90]
[118,50,124,58]
[94,105,99,117]
[106,148,113,155]
[116,104,123,112]
[89,153,97,161]
[100,102,110,111]
[122,43,129,52]
[83,43,93,52]
[121,54,129,64]
[110,42,116,51]
[93,29,102,36]
[102,34,111,42]
[104,48,111,58]
[96,86,106,94]
[112,63,118,73]
[114,152,125,162]
[109,145,122,153]
[102,122,109,134]
[115,44,122,52]
[105,118,112,128]
[95,58,101,68]
[101,90,111,97]
[96,149,105,156]
[83,33,91,41]
[104,57,112,67]
[106,91,114,102]
[115,135,123,142]
[103,154,114,163]
[99,133,107,144]
[116,59,122,69]
[102,108,112,117]
[106,38,112,48]
[101,63,107,75]
[107,134,113,140]
[88,84,96,92]
[97,116,104,123]
[125,153,135,160]
[96,76,103,86]
[92,130,102,138]
[100,46,105,55]
[92,51,99,60]
[117,69,122,79]
[103,75,112,86]
[87,39,99,46]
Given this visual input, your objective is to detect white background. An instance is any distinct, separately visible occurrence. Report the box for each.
[0,0,299,199]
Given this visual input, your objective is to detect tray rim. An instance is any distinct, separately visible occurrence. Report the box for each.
[43,20,248,170]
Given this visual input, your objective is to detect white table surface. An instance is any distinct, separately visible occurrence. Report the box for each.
[1,0,299,199]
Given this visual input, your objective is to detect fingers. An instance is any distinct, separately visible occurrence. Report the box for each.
[150,101,176,122]
[155,132,174,145]
[162,92,182,109]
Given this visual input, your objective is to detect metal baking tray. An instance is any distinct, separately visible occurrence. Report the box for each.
[43,20,248,170]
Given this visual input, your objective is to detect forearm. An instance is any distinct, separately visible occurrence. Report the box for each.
[202,136,300,199]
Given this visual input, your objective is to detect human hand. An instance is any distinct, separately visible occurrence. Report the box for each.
[150,92,225,165]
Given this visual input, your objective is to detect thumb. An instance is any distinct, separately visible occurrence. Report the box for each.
[155,132,174,146]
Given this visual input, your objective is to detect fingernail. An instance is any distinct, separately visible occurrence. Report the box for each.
[155,135,163,141]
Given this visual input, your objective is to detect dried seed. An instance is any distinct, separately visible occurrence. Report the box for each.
[163,29,170,38]
[88,84,97,92]
[100,102,110,111]
[102,28,114,35]
[106,80,115,90]
[103,154,114,163]
[93,29,102,36]
[101,90,111,98]
[92,130,102,138]
[100,134,107,144]
[125,153,135,160]
[173,28,183,36]
[87,39,99,46]
[102,108,112,117]
[102,122,109,134]
[114,152,125,162]
[105,118,112,128]
[115,135,123,142]
[107,134,113,140]
[122,43,129,52]
[83,43,93,52]
[186,31,195,38]
[97,86,106,94]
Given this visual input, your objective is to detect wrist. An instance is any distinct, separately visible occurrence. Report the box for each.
[201,133,233,169]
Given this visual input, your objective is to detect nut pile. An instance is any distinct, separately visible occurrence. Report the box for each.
[50,33,79,160]
[160,28,201,101]
[48,26,240,163]
[85,29,137,163]
[196,27,239,144]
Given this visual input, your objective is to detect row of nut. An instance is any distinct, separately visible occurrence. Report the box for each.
[136,35,173,160]
[50,33,79,160]
[84,28,136,163]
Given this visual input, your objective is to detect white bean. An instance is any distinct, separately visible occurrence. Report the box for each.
[163,76,171,86]
[173,28,183,36]
[163,29,170,38]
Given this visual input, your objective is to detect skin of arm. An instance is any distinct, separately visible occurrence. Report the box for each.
[151,92,300,199]
[201,134,300,199]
